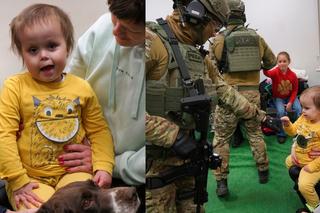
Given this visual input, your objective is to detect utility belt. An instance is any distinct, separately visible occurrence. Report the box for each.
[146,176,194,201]
[146,161,194,193]
[146,143,191,190]
[232,85,259,91]
[146,176,167,190]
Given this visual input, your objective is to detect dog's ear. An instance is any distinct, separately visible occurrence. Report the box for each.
[86,179,96,188]
[37,201,76,213]
[36,204,54,213]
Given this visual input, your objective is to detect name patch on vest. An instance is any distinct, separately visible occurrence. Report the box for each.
[234,35,257,47]
[187,50,202,63]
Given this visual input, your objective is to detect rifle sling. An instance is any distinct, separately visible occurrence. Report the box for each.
[156,18,197,97]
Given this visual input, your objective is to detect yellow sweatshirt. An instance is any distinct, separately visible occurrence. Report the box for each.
[0,72,114,191]
[284,115,320,172]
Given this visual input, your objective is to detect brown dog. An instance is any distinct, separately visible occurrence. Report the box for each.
[36,180,140,213]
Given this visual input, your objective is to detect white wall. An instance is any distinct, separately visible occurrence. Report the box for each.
[243,0,320,87]
[146,0,320,87]
[0,0,108,87]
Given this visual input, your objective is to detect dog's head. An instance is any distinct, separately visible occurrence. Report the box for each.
[36,180,140,213]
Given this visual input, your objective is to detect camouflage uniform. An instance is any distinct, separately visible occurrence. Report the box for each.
[146,114,197,213]
[145,114,179,213]
[145,1,271,212]
[204,55,266,122]
[146,15,207,212]
[210,0,276,185]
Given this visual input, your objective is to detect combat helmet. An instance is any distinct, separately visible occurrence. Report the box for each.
[227,0,246,22]
[173,0,230,26]
[198,0,230,25]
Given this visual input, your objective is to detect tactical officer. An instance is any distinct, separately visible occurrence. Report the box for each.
[145,1,281,212]
[210,0,277,197]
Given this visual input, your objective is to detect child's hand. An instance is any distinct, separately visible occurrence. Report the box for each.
[303,165,311,173]
[285,102,292,112]
[13,182,43,209]
[280,116,291,127]
[93,170,112,188]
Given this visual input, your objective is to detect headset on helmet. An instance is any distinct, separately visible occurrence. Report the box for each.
[173,0,211,26]
[185,0,210,24]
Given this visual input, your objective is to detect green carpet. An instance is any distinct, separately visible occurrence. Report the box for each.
[205,135,302,213]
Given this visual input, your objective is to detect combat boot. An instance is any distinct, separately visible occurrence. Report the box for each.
[262,116,282,133]
[258,170,269,184]
[216,179,229,197]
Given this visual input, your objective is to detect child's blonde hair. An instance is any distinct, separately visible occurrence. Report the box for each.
[300,86,320,110]
[277,51,291,63]
[10,3,74,57]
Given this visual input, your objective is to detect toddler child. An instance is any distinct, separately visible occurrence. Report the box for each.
[282,86,320,212]
[0,4,114,210]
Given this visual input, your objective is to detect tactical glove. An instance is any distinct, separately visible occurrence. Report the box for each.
[172,130,197,159]
[262,115,282,133]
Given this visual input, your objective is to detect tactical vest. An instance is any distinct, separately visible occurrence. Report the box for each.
[146,22,216,129]
[222,26,261,72]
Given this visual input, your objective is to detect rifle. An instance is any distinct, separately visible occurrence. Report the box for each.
[146,80,221,212]
[156,18,222,212]
[180,85,221,213]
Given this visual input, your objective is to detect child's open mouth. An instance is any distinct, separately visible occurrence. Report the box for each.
[40,65,55,77]
[40,65,55,72]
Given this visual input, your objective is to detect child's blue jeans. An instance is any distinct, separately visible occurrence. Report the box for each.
[274,97,302,137]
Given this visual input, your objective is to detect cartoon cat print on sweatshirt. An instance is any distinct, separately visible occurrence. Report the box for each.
[30,95,84,167]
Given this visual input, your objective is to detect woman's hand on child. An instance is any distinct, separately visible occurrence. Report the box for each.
[58,138,92,173]
[93,171,112,188]
[13,182,43,209]
[309,148,320,159]
[280,116,291,127]
[291,142,300,166]
[303,165,311,173]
